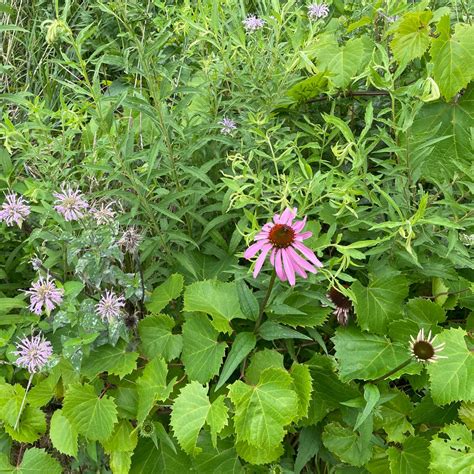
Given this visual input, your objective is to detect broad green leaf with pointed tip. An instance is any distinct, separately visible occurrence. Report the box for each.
[50,409,78,457]
[245,349,284,385]
[146,273,184,313]
[182,313,226,384]
[229,368,298,450]
[388,436,430,474]
[290,363,313,421]
[62,383,118,441]
[110,451,133,474]
[138,314,182,361]
[235,439,284,465]
[183,280,244,333]
[102,419,138,453]
[428,328,474,405]
[0,448,62,474]
[4,405,46,443]
[206,395,228,448]
[459,402,474,430]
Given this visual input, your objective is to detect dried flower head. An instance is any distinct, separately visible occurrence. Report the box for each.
[244,207,323,286]
[327,286,352,325]
[96,290,126,323]
[25,275,64,315]
[14,334,53,373]
[30,255,43,271]
[140,420,155,438]
[243,15,265,32]
[219,117,237,135]
[92,202,116,225]
[118,226,143,253]
[308,3,330,20]
[0,192,31,227]
[53,185,89,221]
[409,328,447,363]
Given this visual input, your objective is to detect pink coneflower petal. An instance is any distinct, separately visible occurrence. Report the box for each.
[293,241,323,267]
[286,247,317,274]
[244,240,267,259]
[282,249,296,286]
[292,217,307,233]
[275,249,286,281]
[253,243,272,278]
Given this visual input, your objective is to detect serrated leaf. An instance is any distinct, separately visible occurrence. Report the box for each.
[245,348,284,385]
[294,426,321,474]
[288,72,329,101]
[110,451,133,474]
[259,321,312,341]
[333,327,417,382]
[216,332,256,391]
[183,280,245,333]
[102,419,138,453]
[182,313,226,384]
[0,448,62,474]
[430,423,474,473]
[146,274,184,313]
[62,383,118,441]
[235,440,284,465]
[322,421,373,467]
[138,314,182,361]
[0,382,24,426]
[388,436,430,474]
[290,363,313,421]
[352,274,409,334]
[4,406,46,443]
[137,356,174,425]
[229,368,298,450]
[170,381,211,456]
[49,410,78,457]
[430,17,474,100]
[355,384,380,430]
[459,402,474,430]
[390,11,432,63]
[206,395,228,448]
[236,280,259,321]
[81,342,138,379]
[192,435,243,473]
[428,328,474,405]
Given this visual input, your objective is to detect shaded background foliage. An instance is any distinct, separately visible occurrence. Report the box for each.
[0,0,473,473]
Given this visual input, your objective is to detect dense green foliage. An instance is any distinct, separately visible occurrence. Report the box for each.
[0,0,473,472]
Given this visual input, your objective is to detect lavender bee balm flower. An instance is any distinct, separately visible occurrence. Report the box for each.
[14,334,53,373]
[243,15,265,32]
[25,275,64,315]
[0,192,30,227]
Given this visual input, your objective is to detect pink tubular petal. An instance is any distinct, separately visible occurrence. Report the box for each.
[292,259,308,278]
[252,243,272,278]
[273,213,282,224]
[287,246,317,273]
[282,249,296,286]
[244,240,267,259]
[275,249,286,281]
[295,231,312,241]
[292,217,307,232]
[270,248,276,266]
[254,231,270,241]
[293,241,323,267]
[280,208,293,225]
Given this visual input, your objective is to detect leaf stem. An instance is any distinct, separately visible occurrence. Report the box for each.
[254,271,276,334]
[371,358,413,383]
[14,373,33,431]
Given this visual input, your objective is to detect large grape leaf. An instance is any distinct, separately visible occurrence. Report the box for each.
[430,17,474,100]
[62,383,118,441]
[388,436,430,474]
[102,419,138,453]
[4,405,46,443]
[0,448,62,474]
[181,313,226,383]
[49,409,78,457]
[390,11,432,63]
[183,280,245,333]
[146,273,184,314]
[138,314,182,361]
[428,328,474,405]
[229,368,298,451]
[352,274,408,334]
[332,327,418,382]
[290,363,313,421]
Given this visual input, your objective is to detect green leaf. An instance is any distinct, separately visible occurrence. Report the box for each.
[388,436,430,474]
[62,383,118,441]
[229,368,298,450]
[0,297,27,313]
[206,395,229,448]
[4,406,46,443]
[294,426,321,474]
[288,72,329,101]
[138,314,182,361]
[81,342,138,379]
[430,423,474,473]
[137,356,174,425]
[322,421,373,467]
[110,451,133,474]
[428,328,474,405]
[192,436,243,473]
[290,363,313,421]
[235,440,284,465]
[181,313,226,384]
[0,448,62,474]
[390,11,433,63]
[375,390,414,443]
[0,382,25,426]
[146,273,184,313]
[245,348,284,385]
[333,327,416,382]
[430,17,474,100]
[216,332,256,391]
[236,280,259,321]
[183,280,245,333]
[102,419,138,453]
[355,384,380,430]
[170,381,210,456]
[459,402,474,430]
[352,274,409,334]
[259,321,312,341]
[49,410,78,457]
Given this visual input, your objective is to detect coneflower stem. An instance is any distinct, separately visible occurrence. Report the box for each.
[254,271,276,334]
[14,373,33,431]
[371,358,413,383]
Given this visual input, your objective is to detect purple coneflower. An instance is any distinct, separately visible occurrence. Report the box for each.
[243,15,265,32]
[118,226,143,254]
[14,334,53,373]
[96,290,126,323]
[25,275,64,315]
[53,185,89,221]
[307,3,330,20]
[244,207,323,286]
[327,286,352,325]
[409,328,447,363]
[92,202,116,225]
[0,192,30,227]
[219,117,237,135]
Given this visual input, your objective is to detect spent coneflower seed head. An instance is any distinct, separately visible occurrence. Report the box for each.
[14,334,53,373]
[409,328,447,363]
[0,192,31,228]
[327,286,352,326]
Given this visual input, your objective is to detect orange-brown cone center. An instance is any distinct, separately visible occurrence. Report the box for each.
[268,224,295,248]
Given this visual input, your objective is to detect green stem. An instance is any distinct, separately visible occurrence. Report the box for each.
[254,271,277,334]
[14,373,33,431]
[371,358,412,383]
